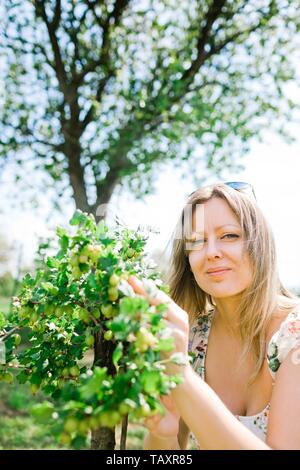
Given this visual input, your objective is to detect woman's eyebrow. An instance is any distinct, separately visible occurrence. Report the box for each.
[192,224,240,234]
[214,224,240,230]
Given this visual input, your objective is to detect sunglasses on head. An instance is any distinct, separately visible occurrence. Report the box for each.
[188,181,256,200]
[225,181,256,200]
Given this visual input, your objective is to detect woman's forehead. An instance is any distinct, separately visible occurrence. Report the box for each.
[191,199,240,230]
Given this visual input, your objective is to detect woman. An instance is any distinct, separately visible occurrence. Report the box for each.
[128,182,300,450]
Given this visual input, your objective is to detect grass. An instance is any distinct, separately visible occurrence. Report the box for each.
[0,296,10,315]
[0,416,66,450]
[0,380,147,450]
[0,381,67,450]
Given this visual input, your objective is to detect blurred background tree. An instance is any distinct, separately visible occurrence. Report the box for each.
[0,236,10,267]
[0,234,27,313]
[0,236,13,311]
[1,0,299,219]
[1,0,300,450]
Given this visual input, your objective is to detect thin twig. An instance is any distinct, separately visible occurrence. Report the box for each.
[120,414,128,450]
[0,327,19,341]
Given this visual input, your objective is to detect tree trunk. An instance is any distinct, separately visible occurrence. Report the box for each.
[68,145,120,449]
[64,131,90,213]
[91,427,116,450]
[92,171,121,221]
[91,330,117,449]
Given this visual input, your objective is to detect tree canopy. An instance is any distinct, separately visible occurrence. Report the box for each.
[1,0,299,216]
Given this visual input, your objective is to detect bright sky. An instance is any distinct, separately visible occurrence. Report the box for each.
[2,131,300,291]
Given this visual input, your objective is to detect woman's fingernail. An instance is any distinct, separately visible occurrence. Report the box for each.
[128,275,141,285]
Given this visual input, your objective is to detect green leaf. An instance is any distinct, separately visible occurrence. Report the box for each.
[22,274,35,287]
[31,401,55,422]
[17,370,28,384]
[156,337,174,352]
[46,257,61,269]
[59,235,69,252]
[112,343,123,369]
[80,367,107,400]
[70,211,88,226]
[96,220,109,239]
[56,227,67,238]
[41,282,59,296]
[0,311,7,329]
[140,370,161,394]
[119,297,149,316]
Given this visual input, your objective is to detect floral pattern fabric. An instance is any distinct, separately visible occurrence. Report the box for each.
[267,308,300,380]
[188,307,300,445]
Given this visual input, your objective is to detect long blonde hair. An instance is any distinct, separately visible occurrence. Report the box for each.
[165,183,300,381]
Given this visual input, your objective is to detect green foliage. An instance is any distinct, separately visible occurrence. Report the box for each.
[0,211,181,448]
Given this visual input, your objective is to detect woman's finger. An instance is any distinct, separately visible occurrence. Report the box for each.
[128,275,172,307]
[144,414,161,430]
[161,394,180,416]
[128,276,189,329]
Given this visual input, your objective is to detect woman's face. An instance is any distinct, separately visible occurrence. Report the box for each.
[187,197,253,299]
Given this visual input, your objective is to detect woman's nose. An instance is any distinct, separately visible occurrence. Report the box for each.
[205,238,222,259]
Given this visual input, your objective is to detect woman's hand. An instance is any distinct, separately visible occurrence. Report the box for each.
[127,276,190,375]
[144,394,180,439]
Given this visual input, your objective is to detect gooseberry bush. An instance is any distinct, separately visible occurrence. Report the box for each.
[0,211,184,449]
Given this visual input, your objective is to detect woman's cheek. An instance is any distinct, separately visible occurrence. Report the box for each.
[190,256,207,283]
[188,251,202,270]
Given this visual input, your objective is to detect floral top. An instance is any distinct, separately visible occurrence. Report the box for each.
[188,307,300,445]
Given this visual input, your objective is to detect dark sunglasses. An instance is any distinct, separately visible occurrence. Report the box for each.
[188,181,256,200]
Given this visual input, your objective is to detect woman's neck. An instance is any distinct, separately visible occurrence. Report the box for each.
[212,297,242,338]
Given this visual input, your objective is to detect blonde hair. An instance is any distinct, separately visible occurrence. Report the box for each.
[165,183,300,381]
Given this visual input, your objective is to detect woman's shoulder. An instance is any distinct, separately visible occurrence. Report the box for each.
[267,303,300,379]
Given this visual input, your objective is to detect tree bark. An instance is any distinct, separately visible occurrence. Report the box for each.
[92,172,121,221]
[91,330,117,449]
[91,427,116,451]
[64,133,90,213]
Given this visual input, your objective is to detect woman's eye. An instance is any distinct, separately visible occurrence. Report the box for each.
[187,234,239,246]
[222,233,239,239]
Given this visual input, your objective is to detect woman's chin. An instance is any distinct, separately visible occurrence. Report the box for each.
[207,287,243,299]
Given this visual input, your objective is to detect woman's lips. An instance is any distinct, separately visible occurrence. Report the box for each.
[206,269,231,277]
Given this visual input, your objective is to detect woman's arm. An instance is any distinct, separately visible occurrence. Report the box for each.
[172,365,270,450]
[127,276,270,450]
